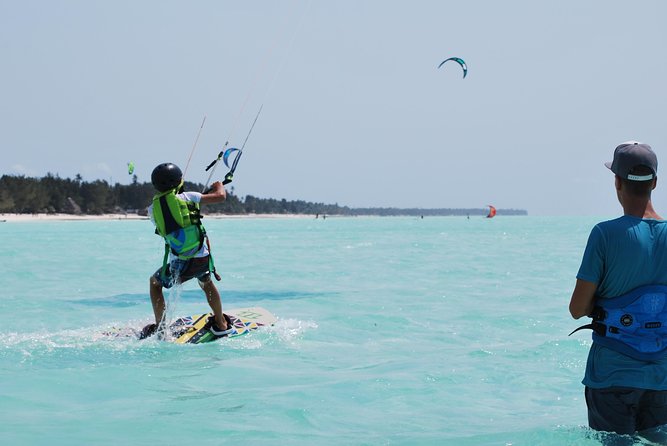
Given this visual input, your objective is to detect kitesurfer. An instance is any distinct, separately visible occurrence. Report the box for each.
[569,142,667,438]
[146,163,232,338]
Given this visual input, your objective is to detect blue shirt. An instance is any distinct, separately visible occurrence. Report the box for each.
[577,215,667,389]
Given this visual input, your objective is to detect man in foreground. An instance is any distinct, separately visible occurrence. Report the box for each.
[569,141,667,439]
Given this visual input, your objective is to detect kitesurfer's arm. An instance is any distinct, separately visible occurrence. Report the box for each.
[200,181,226,205]
[569,279,597,319]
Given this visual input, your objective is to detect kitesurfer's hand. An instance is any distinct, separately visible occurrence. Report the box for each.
[201,181,226,204]
[202,181,223,194]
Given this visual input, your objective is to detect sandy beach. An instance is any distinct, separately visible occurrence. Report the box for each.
[0,213,319,222]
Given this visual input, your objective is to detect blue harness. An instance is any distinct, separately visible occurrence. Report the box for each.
[570,285,667,360]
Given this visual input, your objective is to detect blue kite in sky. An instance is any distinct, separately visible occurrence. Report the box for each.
[438,57,467,78]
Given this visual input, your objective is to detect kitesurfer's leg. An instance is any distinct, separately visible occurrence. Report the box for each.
[199,278,228,331]
[150,276,167,326]
[636,390,667,443]
[585,386,638,435]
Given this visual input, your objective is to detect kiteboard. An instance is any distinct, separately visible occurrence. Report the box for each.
[106,307,277,344]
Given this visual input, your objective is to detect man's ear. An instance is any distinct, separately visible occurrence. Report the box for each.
[615,175,622,191]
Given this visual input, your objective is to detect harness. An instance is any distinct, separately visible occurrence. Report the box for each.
[570,285,667,360]
[152,184,220,281]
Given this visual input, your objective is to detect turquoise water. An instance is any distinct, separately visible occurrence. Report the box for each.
[0,215,640,445]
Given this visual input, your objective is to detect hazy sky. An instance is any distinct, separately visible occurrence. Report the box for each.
[1,1,665,216]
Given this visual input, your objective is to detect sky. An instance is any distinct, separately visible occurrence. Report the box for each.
[1,0,666,216]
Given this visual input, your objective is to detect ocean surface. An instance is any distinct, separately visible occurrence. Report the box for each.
[0,215,652,445]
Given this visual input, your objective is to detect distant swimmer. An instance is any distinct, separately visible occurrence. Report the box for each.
[146,163,232,339]
[569,142,667,436]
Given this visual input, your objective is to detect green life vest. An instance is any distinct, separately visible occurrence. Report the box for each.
[152,186,205,259]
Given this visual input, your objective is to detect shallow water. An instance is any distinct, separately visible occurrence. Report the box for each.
[0,215,649,445]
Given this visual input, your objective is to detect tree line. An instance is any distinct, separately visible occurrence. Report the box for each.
[0,174,527,216]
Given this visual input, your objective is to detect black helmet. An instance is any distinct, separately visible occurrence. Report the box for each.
[151,163,183,192]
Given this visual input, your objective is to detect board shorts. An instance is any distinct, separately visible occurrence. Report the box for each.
[585,386,667,435]
[153,256,212,289]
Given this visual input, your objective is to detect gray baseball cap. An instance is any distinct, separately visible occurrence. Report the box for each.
[605,141,658,181]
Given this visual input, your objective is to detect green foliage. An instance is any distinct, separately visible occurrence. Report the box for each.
[0,174,354,215]
[0,187,14,212]
[0,174,527,216]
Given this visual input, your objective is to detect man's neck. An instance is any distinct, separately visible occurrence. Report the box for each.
[623,199,662,220]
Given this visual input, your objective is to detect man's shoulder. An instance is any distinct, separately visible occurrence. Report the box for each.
[598,215,667,228]
[595,216,636,230]
[585,217,630,242]
[593,216,667,244]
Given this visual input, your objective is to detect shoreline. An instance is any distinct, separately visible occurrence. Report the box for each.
[0,213,318,222]
[0,213,526,222]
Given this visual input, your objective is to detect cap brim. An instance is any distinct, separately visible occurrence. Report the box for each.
[604,161,613,170]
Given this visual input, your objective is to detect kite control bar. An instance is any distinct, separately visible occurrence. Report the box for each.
[202,105,263,192]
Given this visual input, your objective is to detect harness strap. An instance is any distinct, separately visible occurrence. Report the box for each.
[204,233,221,281]
[568,321,607,337]
[160,242,170,280]
[568,286,667,360]
[568,307,607,336]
